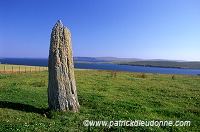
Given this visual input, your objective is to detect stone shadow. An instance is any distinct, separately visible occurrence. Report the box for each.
[0,101,49,116]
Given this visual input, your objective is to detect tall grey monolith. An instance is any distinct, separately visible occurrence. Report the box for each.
[48,20,79,112]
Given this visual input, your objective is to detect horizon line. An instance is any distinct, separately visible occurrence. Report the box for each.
[0,57,200,62]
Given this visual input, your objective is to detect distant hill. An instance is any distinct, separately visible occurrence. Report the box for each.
[74,57,101,62]
[148,59,189,62]
[74,57,193,62]
[112,61,200,69]
[74,57,142,62]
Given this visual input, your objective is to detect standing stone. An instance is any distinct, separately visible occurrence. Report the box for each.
[48,20,79,112]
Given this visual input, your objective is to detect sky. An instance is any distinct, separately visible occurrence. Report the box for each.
[0,0,200,61]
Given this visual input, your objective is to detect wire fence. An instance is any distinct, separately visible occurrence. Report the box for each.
[0,65,48,73]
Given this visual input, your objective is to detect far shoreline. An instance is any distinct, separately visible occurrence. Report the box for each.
[74,61,200,70]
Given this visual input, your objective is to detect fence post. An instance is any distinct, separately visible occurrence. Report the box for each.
[25,67,26,73]
[19,67,21,73]
[39,67,40,72]
[30,67,32,73]
[4,66,6,73]
[12,66,14,73]
[35,67,36,72]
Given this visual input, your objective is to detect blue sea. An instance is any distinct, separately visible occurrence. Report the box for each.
[0,58,200,75]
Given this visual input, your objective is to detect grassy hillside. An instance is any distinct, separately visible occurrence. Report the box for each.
[0,69,199,131]
[112,61,200,69]
[0,64,48,73]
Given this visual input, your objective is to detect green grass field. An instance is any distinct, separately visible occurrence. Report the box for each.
[0,69,199,131]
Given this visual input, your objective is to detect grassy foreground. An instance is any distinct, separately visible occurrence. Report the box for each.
[0,69,199,131]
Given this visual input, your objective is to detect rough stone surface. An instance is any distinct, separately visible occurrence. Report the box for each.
[48,20,79,112]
